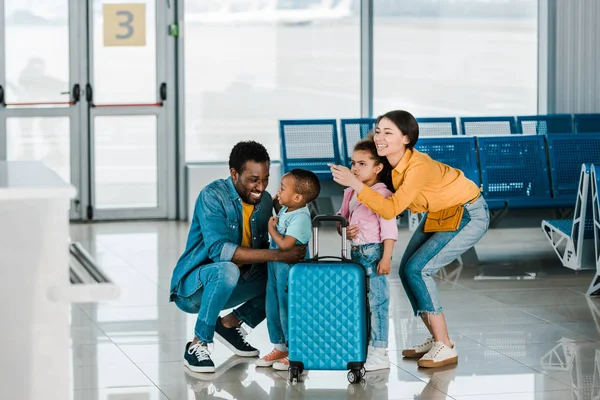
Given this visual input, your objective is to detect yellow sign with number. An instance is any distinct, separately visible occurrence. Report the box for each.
[103,3,146,47]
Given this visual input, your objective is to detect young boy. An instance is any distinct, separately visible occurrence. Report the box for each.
[255,168,320,370]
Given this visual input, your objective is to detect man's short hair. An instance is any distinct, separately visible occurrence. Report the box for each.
[288,169,320,203]
[229,141,270,173]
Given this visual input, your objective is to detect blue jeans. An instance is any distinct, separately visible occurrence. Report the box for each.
[172,261,267,343]
[265,261,290,345]
[400,196,490,316]
[351,243,390,349]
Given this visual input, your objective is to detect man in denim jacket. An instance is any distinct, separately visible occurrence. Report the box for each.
[170,141,306,373]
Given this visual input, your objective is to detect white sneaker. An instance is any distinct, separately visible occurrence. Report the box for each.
[417,341,458,368]
[364,346,390,371]
[402,336,435,359]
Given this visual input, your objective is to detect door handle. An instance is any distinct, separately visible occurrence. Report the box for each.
[61,84,81,104]
[86,83,93,103]
[160,82,167,101]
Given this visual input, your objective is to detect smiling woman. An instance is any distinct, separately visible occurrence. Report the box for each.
[330,110,490,370]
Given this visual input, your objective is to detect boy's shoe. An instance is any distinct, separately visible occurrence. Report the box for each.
[214,316,260,357]
[255,348,288,367]
[184,341,215,373]
[365,345,390,371]
[272,356,290,371]
[402,336,435,359]
[417,341,458,368]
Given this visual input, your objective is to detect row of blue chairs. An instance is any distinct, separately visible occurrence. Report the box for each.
[279,119,600,211]
[280,115,600,173]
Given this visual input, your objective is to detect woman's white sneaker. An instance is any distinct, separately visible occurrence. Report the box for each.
[417,341,458,368]
[402,336,435,359]
[364,346,390,371]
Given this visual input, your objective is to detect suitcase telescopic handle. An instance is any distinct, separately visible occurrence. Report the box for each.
[311,215,348,259]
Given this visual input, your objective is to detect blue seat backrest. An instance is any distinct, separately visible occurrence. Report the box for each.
[460,116,518,136]
[415,137,480,187]
[340,118,376,166]
[279,119,342,180]
[477,135,551,205]
[546,134,600,200]
[574,114,600,133]
[416,117,458,136]
[517,114,574,135]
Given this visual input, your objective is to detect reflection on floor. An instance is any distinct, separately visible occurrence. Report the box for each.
[69,221,600,400]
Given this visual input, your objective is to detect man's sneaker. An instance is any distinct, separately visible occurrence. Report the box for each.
[272,356,290,371]
[417,341,458,368]
[402,336,435,359]
[256,348,288,367]
[364,346,390,371]
[214,316,260,357]
[184,342,215,373]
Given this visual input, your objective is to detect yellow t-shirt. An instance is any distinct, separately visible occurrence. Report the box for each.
[237,201,254,267]
[241,200,254,248]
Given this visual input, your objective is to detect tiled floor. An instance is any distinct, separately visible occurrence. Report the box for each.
[68,221,600,400]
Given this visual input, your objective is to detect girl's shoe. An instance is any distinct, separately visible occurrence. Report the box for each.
[365,345,390,371]
[402,336,435,359]
[255,348,288,367]
[417,341,458,368]
[272,356,290,371]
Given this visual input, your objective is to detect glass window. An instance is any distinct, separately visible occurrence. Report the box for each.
[184,0,360,162]
[373,0,538,118]
[4,0,70,106]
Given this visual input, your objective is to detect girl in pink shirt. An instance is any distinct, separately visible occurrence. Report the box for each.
[336,138,398,371]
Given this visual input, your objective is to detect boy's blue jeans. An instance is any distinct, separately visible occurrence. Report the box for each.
[265,261,290,345]
[351,242,389,349]
[172,261,267,343]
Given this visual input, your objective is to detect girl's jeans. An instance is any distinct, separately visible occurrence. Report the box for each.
[351,243,389,349]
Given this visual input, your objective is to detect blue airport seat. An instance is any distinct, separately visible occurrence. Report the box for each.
[460,116,518,136]
[416,117,458,136]
[546,134,600,204]
[415,137,480,187]
[477,135,552,208]
[517,114,574,135]
[574,114,600,134]
[340,118,376,166]
[279,119,342,180]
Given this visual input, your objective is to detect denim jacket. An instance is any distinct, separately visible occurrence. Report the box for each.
[170,177,272,300]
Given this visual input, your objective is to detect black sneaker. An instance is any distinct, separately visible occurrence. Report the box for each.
[214,316,260,357]
[184,342,215,373]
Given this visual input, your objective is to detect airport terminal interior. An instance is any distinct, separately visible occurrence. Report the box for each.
[2,0,600,399]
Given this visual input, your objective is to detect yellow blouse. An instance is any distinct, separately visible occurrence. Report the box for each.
[357,148,480,219]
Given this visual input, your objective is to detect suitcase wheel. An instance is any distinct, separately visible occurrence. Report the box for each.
[347,369,362,384]
[289,367,300,384]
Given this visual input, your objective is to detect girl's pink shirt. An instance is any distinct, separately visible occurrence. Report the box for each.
[337,182,399,245]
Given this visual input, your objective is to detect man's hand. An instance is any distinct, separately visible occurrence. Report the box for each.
[345,224,360,241]
[268,216,278,234]
[377,258,391,275]
[278,245,307,264]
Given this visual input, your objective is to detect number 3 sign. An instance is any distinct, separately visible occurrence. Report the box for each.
[103,3,146,47]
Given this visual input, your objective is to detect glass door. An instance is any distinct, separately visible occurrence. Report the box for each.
[0,0,84,219]
[86,0,170,219]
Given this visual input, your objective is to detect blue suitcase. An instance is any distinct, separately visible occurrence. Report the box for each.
[287,215,369,384]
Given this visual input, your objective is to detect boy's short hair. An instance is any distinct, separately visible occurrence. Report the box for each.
[228,141,270,173]
[287,169,320,203]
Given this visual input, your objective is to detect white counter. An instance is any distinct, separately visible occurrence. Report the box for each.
[0,161,76,400]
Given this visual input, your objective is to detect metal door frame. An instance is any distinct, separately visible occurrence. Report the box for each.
[0,0,85,220]
[82,0,176,220]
